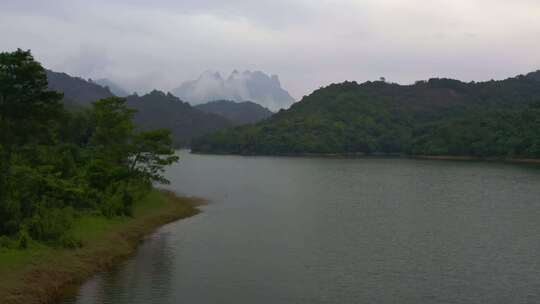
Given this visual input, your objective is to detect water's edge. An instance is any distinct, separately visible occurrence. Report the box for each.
[0,190,203,304]
[191,151,540,164]
[60,154,540,304]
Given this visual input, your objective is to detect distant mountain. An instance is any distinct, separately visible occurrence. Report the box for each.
[45,70,113,106]
[195,100,273,125]
[45,70,233,147]
[126,91,232,147]
[527,70,540,81]
[94,78,130,97]
[172,70,296,111]
[192,71,540,158]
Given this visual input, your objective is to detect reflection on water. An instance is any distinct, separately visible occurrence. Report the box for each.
[67,226,176,304]
[64,153,540,304]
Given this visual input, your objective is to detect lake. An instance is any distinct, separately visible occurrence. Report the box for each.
[63,152,540,304]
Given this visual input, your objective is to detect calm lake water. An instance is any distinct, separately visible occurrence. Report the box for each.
[64,152,540,304]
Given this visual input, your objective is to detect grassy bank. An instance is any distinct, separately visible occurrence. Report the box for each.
[0,189,203,304]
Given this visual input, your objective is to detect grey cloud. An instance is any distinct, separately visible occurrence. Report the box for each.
[0,0,539,98]
[111,0,317,28]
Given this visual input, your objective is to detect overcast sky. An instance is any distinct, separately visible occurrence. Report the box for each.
[1,0,539,98]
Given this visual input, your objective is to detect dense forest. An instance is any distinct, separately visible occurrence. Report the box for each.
[192,72,540,158]
[0,50,178,248]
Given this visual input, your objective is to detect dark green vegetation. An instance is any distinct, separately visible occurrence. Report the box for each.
[192,72,540,158]
[195,100,273,125]
[0,49,179,250]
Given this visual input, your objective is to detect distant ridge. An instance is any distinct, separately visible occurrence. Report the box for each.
[195,100,273,125]
[126,91,232,147]
[44,70,233,146]
[172,70,295,111]
[526,70,540,81]
[45,70,113,106]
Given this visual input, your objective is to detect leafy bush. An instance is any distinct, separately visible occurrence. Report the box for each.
[17,230,30,249]
[58,234,83,249]
[0,235,16,249]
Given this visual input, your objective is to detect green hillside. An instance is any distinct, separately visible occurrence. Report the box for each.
[192,71,540,158]
[126,91,232,147]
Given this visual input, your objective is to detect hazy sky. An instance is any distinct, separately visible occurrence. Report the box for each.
[1,0,539,98]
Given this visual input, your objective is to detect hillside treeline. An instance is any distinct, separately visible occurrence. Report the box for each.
[192,74,540,158]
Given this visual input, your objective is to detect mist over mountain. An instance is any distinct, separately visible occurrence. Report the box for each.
[172,70,296,111]
[94,78,130,97]
[195,100,273,126]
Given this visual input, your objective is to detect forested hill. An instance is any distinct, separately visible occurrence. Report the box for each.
[195,100,273,125]
[126,91,232,147]
[45,70,114,106]
[94,78,130,97]
[527,70,540,81]
[192,71,540,158]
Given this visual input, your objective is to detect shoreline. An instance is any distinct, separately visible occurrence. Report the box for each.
[412,155,540,164]
[0,190,204,304]
[191,151,540,164]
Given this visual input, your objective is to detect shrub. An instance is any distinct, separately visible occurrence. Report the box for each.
[0,235,15,249]
[27,205,74,242]
[58,234,83,249]
[18,230,30,249]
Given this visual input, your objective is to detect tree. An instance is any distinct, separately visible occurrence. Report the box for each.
[87,97,178,185]
[0,49,63,234]
[129,129,179,185]
[85,98,179,216]
[89,97,135,164]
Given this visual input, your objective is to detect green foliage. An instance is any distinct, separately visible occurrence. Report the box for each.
[58,234,83,249]
[0,49,64,235]
[130,129,179,184]
[27,206,74,242]
[90,97,135,162]
[193,76,540,158]
[0,50,179,246]
[0,235,15,249]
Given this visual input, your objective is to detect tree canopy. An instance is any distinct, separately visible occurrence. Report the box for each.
[0,50,178,247]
